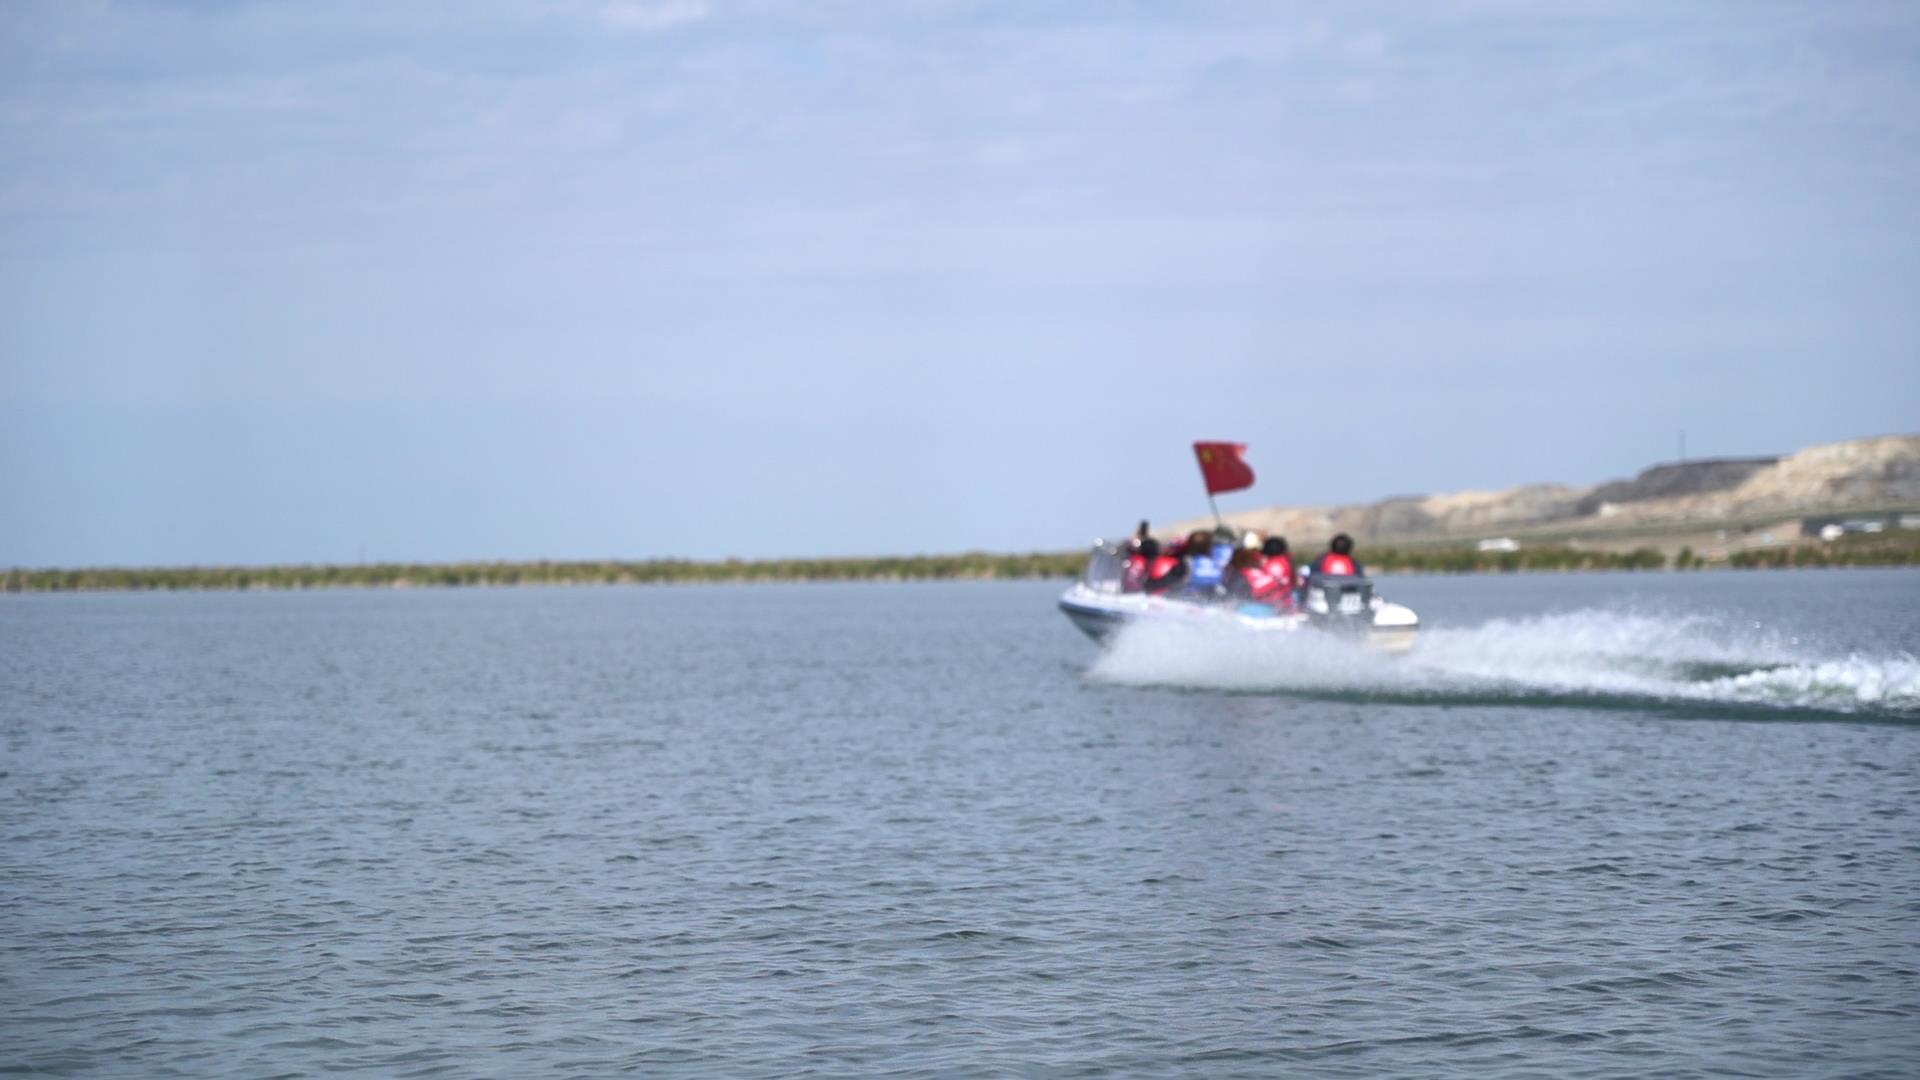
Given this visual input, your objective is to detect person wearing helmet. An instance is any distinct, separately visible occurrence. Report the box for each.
[1307,533,1365,579]
[1259,536,1298,610]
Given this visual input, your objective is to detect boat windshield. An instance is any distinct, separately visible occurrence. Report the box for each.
[1081,542,1128,592]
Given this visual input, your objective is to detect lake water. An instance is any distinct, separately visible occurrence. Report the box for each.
[5,570,1919,1077]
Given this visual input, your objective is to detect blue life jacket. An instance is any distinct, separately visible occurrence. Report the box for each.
[1212,541,1235,565]
[1187,553,1223,589]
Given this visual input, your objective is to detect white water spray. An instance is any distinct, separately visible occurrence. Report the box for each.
[1088,608,1920,715]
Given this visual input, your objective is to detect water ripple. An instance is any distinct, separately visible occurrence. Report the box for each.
[3,579,1919,1076]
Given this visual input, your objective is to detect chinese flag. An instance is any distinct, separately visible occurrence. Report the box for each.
[1193,441,1255,495]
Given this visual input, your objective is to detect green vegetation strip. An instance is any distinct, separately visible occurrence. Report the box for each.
[1360,546,1670,573]
[6,535,1915,592]
[1,551,1090,592]
[1361,532,1920,573]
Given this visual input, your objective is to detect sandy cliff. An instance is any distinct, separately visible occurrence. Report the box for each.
[1185,434,1920,547]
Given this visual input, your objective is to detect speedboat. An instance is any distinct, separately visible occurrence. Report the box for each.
[1057,541,1421,654]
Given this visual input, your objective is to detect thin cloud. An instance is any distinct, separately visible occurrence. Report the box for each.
[2,1,1916,564]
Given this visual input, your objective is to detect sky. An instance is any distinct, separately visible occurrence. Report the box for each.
[2,0,1917,566]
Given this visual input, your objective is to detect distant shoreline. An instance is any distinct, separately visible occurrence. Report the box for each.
[6,539,1917,593]
[1,552,1087,593]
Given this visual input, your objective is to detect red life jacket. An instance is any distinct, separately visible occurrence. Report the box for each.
[1123,554,1149,592]
[1241,565,1285,602]
[1145,554,1183,593]
[1260,554,1295,591]
[1317,553,1356,577]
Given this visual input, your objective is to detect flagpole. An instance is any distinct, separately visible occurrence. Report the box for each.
[1195,446,1222,527]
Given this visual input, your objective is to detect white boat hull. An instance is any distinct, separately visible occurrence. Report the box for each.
[1058,582,1420,655]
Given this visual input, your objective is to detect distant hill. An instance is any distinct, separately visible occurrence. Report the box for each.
[1181,434,1920,554]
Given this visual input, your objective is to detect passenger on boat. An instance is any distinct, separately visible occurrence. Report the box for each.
[1143,538,1186,595]
[1306,533,1366,579]
[1184,529,1227,598]
[1210,526,1238,568]
[1225,547,1291,606]
[1259,536,1297,610]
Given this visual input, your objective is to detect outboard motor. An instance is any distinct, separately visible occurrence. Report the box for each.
[1302,575,1377,631]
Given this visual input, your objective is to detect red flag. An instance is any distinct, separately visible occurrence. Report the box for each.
[1193,441,1255,495]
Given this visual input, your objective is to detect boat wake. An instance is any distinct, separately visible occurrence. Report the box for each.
[1087,608,1920,720]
